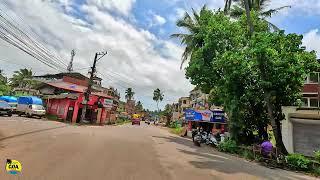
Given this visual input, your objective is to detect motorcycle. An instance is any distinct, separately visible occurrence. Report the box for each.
[192,128,221,147]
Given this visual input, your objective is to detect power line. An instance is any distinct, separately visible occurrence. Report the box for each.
[0,2,68,72]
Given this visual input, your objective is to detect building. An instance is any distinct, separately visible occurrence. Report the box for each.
[302,72,319,107]
[178,97,191,114]
[34,72,119,124]
[189,88,209,110]
[282,106,320,156]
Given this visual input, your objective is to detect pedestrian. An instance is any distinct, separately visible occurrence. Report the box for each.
[261,137,273,158]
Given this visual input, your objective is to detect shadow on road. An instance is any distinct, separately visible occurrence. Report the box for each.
[0,125,68,141]
[153,135,308,180]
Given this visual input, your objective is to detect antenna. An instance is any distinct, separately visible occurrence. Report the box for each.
[67,49,75,72]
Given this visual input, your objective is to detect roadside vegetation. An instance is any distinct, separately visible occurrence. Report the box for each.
[170,0,320,176]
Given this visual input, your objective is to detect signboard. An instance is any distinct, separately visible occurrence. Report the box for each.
[184,109,225,123]
[211,110,225,123]
[197,110,213,121]
[103,99,113,109]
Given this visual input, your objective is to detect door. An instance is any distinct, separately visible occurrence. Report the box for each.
[293,122,320,156]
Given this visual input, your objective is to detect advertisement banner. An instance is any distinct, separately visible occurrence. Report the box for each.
[103,99,113,109]
[184,109,225,123]
[197,110,213,121]
[211,110,225,123]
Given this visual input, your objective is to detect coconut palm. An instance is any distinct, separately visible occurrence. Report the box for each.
[171,5,212,69]
[10,68,33,88]
[224,0,290,31]
[0,70,7,84]
[136,101,143,112]
[125,88,135,101]
[153,88,164,112]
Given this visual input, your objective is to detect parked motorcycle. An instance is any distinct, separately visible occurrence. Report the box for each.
[192,128,221,147]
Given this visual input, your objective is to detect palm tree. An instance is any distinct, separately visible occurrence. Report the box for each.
[136,101,143,112]
[125,88,135,101]
[10,68,33,88]
[153,88,164,112]
[171,5,212,69]
[224,0,290,31]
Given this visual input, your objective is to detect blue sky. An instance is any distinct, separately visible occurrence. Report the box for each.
[0,0,320,110]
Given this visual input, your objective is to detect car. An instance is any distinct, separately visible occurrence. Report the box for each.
[0,101,13,117]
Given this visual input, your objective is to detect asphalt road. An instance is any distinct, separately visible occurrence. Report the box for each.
[0,116,316,180]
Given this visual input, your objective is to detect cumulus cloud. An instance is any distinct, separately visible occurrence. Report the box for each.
[0,0,193,110]
[87,0,136,16]
[147,11,167,27]
[303,29,320,57]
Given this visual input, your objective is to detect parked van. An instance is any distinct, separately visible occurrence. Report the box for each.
[0,96,18,113]
[17,96,46,118]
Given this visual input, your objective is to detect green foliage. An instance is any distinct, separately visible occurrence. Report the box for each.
[241,149,255,160]
[153,88,164,111]
[10,68,35,88]
[125,88,134,101]
[217,139,238,154]
[170,127,184,135]
[312,167,320,176]
[286,153,311,171]
[314,151,320,162]
[173,7,319,149]
[135,101,143,112]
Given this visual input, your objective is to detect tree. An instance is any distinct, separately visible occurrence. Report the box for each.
[135,101,143,112]
[10,68,34,88]
[0,70,11,95]
[225,0,290,31]
[153,88,164,112]
[125,88,135,101]
[175,9,318,154]
[171,5,213,69]
[163,104,173,127]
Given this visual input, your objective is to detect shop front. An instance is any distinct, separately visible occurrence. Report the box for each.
[45,93,114,125]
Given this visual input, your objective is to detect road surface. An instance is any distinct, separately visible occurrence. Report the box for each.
[0,116,315,180]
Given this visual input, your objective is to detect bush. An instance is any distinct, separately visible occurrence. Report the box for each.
[217,140,238,154]
[170,127,184,135]
[241,149,254,160]
[313,167,320,176]
[286,153,311,171]
[314,151,320,162]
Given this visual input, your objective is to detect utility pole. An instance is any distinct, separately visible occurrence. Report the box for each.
[80,51,107,124]
[67,49,76,72]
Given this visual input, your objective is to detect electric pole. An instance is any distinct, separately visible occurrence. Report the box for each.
[80,51,107,124]
[67,49,75,72]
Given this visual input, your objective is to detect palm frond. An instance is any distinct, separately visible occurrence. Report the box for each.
[260,6,291,17]
[267,21,280,31]
[230,5,245,18]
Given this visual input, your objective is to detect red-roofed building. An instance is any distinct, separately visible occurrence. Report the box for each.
[34,72,120,124]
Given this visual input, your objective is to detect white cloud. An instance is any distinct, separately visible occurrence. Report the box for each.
[87,0,136,16]
[147,11,167,27]
[303,29,320,57]
[0,0,192,110]
[153,14,166,26]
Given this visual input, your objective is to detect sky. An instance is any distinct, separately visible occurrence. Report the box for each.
[0,0,319,110]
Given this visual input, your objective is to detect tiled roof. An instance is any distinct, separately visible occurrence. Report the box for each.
[44,81,113,99]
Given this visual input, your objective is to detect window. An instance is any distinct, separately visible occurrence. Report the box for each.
[302,98,308,107]
[183,100,186,104]
[310,99,319,107]
[309,73,319,83]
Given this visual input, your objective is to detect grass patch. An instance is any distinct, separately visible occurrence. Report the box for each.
[115,119,131,125]
[170,127,184,135]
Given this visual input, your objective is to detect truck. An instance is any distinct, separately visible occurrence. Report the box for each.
[131,114,141,125]
[17,96,46,118]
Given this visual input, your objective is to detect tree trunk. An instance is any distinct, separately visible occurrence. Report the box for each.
[243,0,254,35]
[266,95,288,155]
